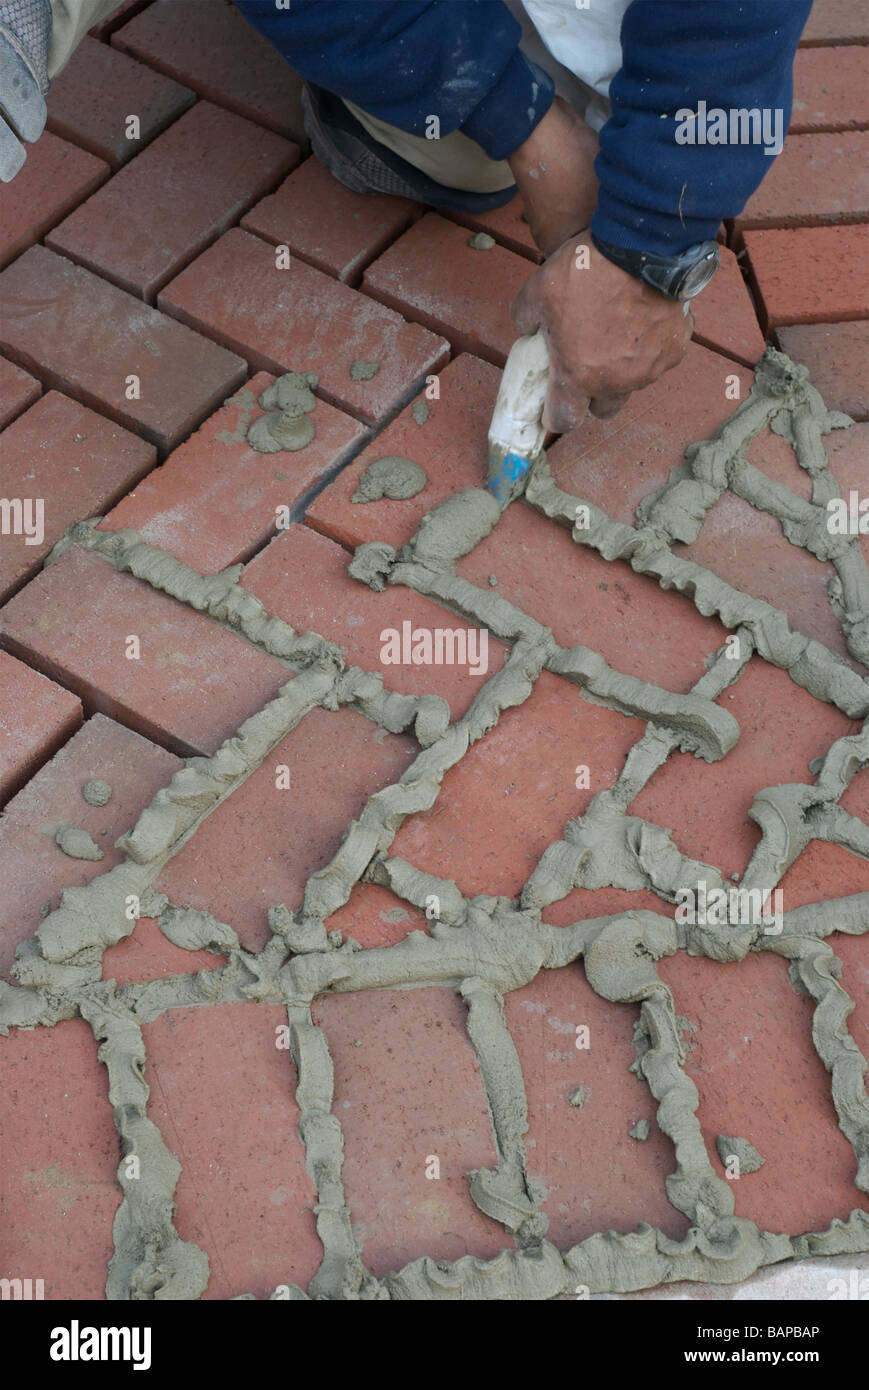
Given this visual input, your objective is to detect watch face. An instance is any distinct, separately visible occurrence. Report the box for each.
[680,247,720,299]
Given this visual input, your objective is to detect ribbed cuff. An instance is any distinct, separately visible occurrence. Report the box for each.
[591,191,721,257]
[462,53,554,162]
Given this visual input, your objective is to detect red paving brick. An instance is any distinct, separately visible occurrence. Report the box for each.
[391,669,646,901]
[440,191,542,262]
[677,428,864,667]
[800,0,869,46]
[0,245,246,454]
[363,212,528,366]
[242,522,508,722]
[824,424,869,566]
[0,651,82,808]
[505,965,690,1248]
[538,342,766,527]
[631,657,858,881]
[744,225,869,329]
[315,987,509,1275]
[102,372,366,572]
[48,102,298,302]
[459,503,728,691]
[155,706,416,954]
[791,46,869,133]
[0,132,108,270]
[0,391,156,602]
[0,356,40,430]
[735,131,869,230]
[158,227,449,425]
[0,712,181,979]
[306,353,501,553]
[89,0,151,38]
[658,952,869,1234]
[46,35,195,169]
[0,1019,119,1299]
[241,155,417,286]
[113,0,307,144]
[0,547,289,758]
[690,244,766,367]
[777,322,869,420]
[141,1002,321,1299]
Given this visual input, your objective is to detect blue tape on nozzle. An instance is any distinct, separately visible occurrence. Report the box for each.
[487,450,531,502]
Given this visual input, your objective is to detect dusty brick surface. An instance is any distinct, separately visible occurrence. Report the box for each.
[241,155,417,286]
[0,1019,119,1299]
[676,421,865,667]
[306,353,500,553]
[791,45,869,133]
[736,131,869,230]
[631,657,858,881]
[48,102,298,302]
[315,987,509,1276]
[690,245,766,367]
[242,521,508,722]
[0,713,181,979]
[505,966,690,1248]
[102,372,366,572]
[0,547,289,758]
[0,132,108,270]
[659,951,868,1234]
[744,225,869,329]
[440,191,541,262]
[113,0,307,144]
[0,356,40,430]
[156,705,415,954]
[46,35,195,169]
[777,322,869,419]
[363,212,529,366]
[0,651,82,808]
[158,227,449,425]
[800,0,869,45]
[89,0,151,37]
[141,1002,321,1299]
[390,669,647,901]
[0,245,247,453]
[0,391,156,603]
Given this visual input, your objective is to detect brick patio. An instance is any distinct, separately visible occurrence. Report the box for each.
[0,0,867,1302]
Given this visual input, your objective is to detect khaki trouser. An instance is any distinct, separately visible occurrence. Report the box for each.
[47,0,119,78]
[48,0,628,192]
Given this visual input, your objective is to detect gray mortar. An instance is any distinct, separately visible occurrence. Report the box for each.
[2,348,867,1300]
[351,456,427,503]
[82,779,112,806]
[630,1119,650,1141]
[469,232,496,250]
[717,1135,765,1174]
[55,825,104,861]
[350,359,380,381]
[248,373,317,454]
[412,399,430,426]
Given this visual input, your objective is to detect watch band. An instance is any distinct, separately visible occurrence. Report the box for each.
[590,233,720,301]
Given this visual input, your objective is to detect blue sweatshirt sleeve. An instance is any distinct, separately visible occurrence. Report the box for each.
[590,0,814,254]
[232,0,554,160]
[234,0,812,256]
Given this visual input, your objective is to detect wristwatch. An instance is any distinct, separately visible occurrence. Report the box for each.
[590,234,720,301]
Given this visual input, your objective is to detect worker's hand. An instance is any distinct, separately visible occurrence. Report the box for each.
[0,5,51,183]
[507,96,598,258]
[512,230,694,431]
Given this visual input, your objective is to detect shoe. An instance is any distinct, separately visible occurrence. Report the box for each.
[0,0,51,181]
[300,80,517,214]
